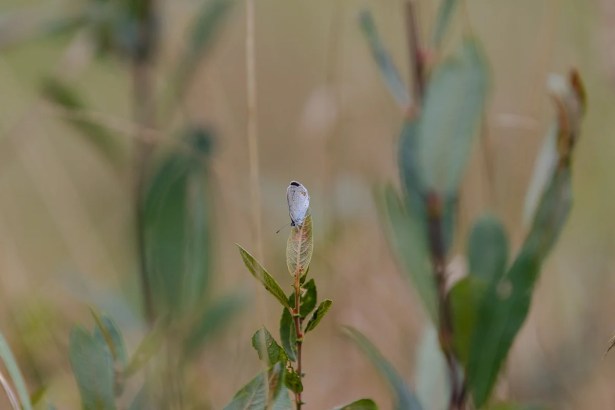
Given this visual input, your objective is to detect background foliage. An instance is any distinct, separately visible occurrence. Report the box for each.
[0,0,613,408]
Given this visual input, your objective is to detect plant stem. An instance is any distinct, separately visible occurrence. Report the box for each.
[246,0,264,261]
[404,1,466,408]
[0,368,19,410]
[132,0,157,325]
[292,270,303,410]
[426,193,465,410]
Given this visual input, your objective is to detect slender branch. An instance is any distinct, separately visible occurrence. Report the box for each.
[404,0,425,103]
[246,0,263,261]
[292,268,304,410]
[132,0,157,325]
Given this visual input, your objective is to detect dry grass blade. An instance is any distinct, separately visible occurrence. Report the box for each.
[286,214,313,277]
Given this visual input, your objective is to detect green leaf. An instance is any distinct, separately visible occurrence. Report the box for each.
[381,186,437,322]
[358,10,411,109]
[398,120,424,211]
[284,369,303,394]
[305,300,333,333]
[124,324,165,378]
[414,326,449,410]
[223,363,289,410]
[237,245,292,310]
[432,0,459,49]
[467,169,572,407]
[91,310,127,367]
[467,215,509,282]
[343,327,422,410]
[69,327,116,410]
[144,130,214,319]
[417,38,488,194]
[450,276,485,366]
[41,77,123,166]
[286,214,314,277]
[251,327,287,366]
[488,404,545,410]
[300,279,317,318]
[279,305,297,362]
[0,332,33,410]
[184,291,247,357]
[175,0,237,96]
[333,398,379,410]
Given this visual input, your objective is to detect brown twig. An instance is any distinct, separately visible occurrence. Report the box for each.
[292,268,304,409]
[404,0,426,103]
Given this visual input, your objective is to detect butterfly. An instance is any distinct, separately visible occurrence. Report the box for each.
[286,180,310,227]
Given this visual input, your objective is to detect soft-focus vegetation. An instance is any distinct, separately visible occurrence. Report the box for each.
[0,0,613,409]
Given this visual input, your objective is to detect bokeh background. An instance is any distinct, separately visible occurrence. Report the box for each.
[0,0,614,408]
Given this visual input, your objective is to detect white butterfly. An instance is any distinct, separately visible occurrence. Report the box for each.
[287,181,310,227]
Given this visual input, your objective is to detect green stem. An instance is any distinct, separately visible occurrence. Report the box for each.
[293,270,303,410]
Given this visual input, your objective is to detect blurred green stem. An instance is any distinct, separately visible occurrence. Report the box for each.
[132,0,158,325]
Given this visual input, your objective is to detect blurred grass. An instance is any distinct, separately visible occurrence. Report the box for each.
[0,0,613,408]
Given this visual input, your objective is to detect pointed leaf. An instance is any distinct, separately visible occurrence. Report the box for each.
[417,38,488,194]
[144,128,214,319]
[300,279,317,318]
[450,276,485,366]
[251,327,287,366]
[358,10,411,109]
[467,169,572,407]
[343,327,422,410]
[468,215,509,282]
[284,369,303,394]
[69,327,116,410]
[238,245,292,310]
[279,305,297,362]
[333,398,379,410]
[286,214,313,277]
[0,332,33,410]
[305,300,333,333]
[224,363,287,410]
[381,186,437,322]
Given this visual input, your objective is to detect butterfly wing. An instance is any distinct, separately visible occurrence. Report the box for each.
[287,181,310,226]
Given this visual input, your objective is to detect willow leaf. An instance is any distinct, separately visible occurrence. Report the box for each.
[286,214,313,277]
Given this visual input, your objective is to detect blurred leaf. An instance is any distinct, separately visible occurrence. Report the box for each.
[415,326,449,410]
[91,310,127,367]
[280,305,297,362]
[450,277,484,366]
[605,334,615,356]
[305,300,332,333]
[30,386,47,407]
[237,245,292,310]
[223,363,289,410]
[358,10,411,109]
[300,279,317,318]
[398,120,424,211]
[144,128,214,319]
[286,214,313,277]
[41,77,123,165]
[343,327,422,410]
[467,215,508,282]
[333,398,379,410]
[381,186,437,322]
[0,332,33,410]
[417,38,488,194]
[432,0,458,48]
[523,126,558,226]
[69,327,116,410]
[175,0,237,95]
[184,291,247,357]
[251,327,287,366]
[467,169,572,407]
